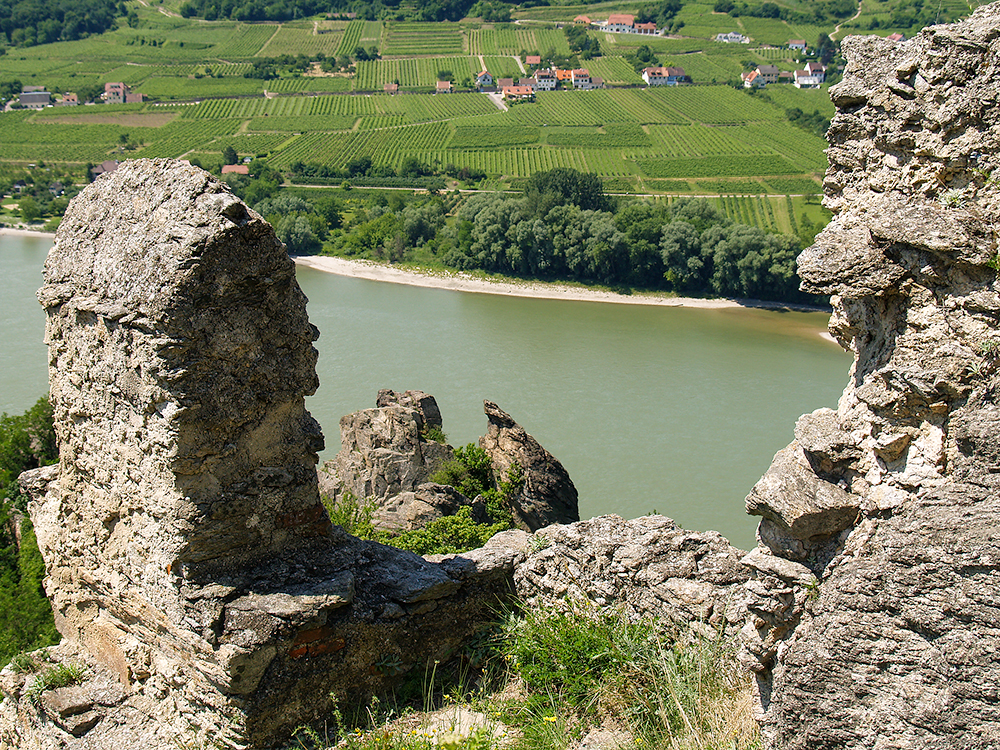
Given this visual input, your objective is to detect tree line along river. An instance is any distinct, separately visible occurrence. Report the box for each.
[1,233,851,549]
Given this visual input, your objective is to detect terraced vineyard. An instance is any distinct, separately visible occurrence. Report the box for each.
[382,23,464,55]
[0,0,845,198]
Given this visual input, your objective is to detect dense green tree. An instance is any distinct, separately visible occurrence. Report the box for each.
[0,397,60,668]
[19,195,40,223]
[222,145,238,165]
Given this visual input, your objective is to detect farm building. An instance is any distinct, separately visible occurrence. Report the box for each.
[717,32,750,43]
[602,13,659,34]
[221,165,250,175]
[605,13,635,32]
[384,83,399,94]
[642,66,688,85]
[103,82,144,104]
[19,87,50,108]
[502,85,535,101]
[788,39,807,51]
[436,81,453,93]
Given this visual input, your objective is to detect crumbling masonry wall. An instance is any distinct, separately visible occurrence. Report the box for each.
[740,6,1000,747]
[1,160,524,749]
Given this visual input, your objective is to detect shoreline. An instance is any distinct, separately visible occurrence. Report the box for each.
[0,227,56,239]
[0,228,833,319]
[293,254,831,313]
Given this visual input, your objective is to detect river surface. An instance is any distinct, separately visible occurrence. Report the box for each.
[1,233,852,549]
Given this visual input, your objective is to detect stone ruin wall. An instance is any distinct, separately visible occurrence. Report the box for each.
[2,160,749,750]
[6,6,1000,742]
[740,5,1000,747]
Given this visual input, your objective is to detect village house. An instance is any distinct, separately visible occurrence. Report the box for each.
[716,31,750,44]
[55,92,79,107]
[534,69,557,90]
[502,85,535,102]
[887,32,906,41]
[19,87,50,109]
[49,181,65,196]
[436,80,453,93]
[573,15,591,24]
[525,55,541,68]
[103,82,145,104]
[601,13,660,35]
[741,69,765,88]
[476,70,494,88]
[571,69,594,89]
[497,77,515,90]
[788,39,807,51]
[605,13,635,32]
[518,78,537,91]
[91,160,121,178]
[221,164,250,175]
[794,61,826,88]
[641,66,687,86]
[755,64,780,84]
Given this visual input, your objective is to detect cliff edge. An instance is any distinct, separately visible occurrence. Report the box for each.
[742,5,1000,747]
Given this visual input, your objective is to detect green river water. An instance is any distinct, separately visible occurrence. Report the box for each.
[1,233,852,549]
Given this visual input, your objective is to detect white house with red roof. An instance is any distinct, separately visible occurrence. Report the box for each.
[642,66,687,86]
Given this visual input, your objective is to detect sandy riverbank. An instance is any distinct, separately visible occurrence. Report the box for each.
[0,227,56,239]
[294,254,828,313]
[0,228,830,317]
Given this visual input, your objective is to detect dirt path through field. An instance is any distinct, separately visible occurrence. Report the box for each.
[831,1,863,40]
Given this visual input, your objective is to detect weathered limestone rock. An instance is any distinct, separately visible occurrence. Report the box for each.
[479,400,579,531]
[743,6,1000,746]
[0,160,525,750]
[373,483,489,532]
[318,394,454,505]
[376,389,443,430]
[322,394,581,536]
[516,515,749,632]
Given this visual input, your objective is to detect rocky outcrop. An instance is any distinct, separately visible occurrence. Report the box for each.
[321,394,580,535]
[318,392,455,505]
[515,515,748,633]
[0,160,525,750]
[742,7,1000,747]
[480,400,580,531]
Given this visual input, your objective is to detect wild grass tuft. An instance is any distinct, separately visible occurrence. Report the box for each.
[25,661,87,704]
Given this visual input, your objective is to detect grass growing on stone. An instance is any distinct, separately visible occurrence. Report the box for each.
[24,662,87,704]
[290,602,758,750]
